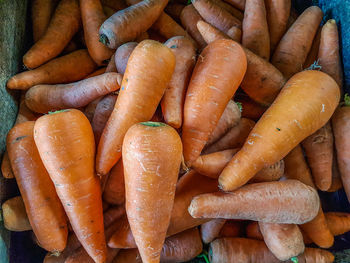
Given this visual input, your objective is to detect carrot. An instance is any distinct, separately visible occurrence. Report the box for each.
[122,122,182,263]
[108,215,137,248]
[249,159,284,183]
[219,220,242,238]
[162,36,196,129]
[85,67,107,79]
[284,145,334,248]
[299,248,335,263]
[25,72,121,113]
[246,221,263,240]
[218,70,340,191]
[102,5,117,17]
[61,40,79,55]
[180,5,207,49]
[80,0,114,65]
[318,19,344,92]
[303,28,321,69]
[23,0,81,69]
[190,180,320,224]
[8,50,97,90]
[99,0,168,49]
[110,248,141,263]
[259,222,304,261]
[114,42,138,74]
[7,121,68,252]
[200,219,226,243]
[265,0,291,53]
[271,6,323,79]
[325,212,350,236]
[196,20,231,43]
[287,7,298,29]
[96,40,175,175]
[234,92,267,121]
[103,160,125,205]
[1,152,14,179]
[226,26,242,42]
[193,0,241,34]
[211,0,243,21]
[222,0,245,10]
[84,97,103,123]
[101,0,127,10]
[105,54,117,73]
[242,0,270,60]
[302,122,333,191]
[2,196,31,231]
[203,118,255,154]
[31,0,58,42]
[34,109,106,263]
[165,4,185,23]
[92,93,118,143]
[328,152,343,192]
[182,39,247,166]
[135,31,150,42]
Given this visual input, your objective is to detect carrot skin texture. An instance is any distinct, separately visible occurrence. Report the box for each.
[182,39,247,166]
[249,159,284,183]
[200,219,226,243]
[242,0,270,60]
[96,40,175,175]
[189,180,320,224]
[25,72,120,113]
[114,42,137,74]
[2,196,31,231]
[99,0,169,49]
[325,212,350,236]
[271,6,323,79]
[123,122,182,263]
[162,36,196,129]
[219,70,340,191]
[196,20,232,44]
[34,110,106,263]
[23,0,81,69]
[222,0,245,10]
[103,160,125,205]
[7,122,68,252]
[8,50,97,90]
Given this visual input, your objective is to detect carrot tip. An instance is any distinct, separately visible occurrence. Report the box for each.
[99,34,110,46]
[140,121,166,127]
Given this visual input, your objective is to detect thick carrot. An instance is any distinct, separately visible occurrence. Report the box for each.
[34,109,106,263]
[193,0,241,33]
[96,41,175,175]
[271,6,323,79]
[180,5,207,49]
[2,196,31,231]
[246,221,263,240]
[211,0,243,21]
[31,0,58,42]
[303,28,321,69]
[219,70,340,191]
[105,54,117,73]
[249,159,284,183]
[259,222,304,261]
[7,121,68,252]
[8,50,97,90]
[203,118,255,154]
[328,152,343,192]
[200,219,226,243]
[265,0,291,53]
[302,122,333,191]
[325,212,350,236]
[103,160,125,205]
[114,42,138,74]
[99,0,168,49]
[165,4,185,23]
[23,0,81,69]
[92,94,118,143]
[242,0,270,60]
[182,39,247,166]
[235,92,267,121]
[81,0,114,65]
[219,220,242,238]
[25,72,120,113]
[222,0,245,10]
[162,36,196,128]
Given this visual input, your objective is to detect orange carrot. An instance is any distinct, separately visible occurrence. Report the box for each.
[103,160,125,205]
[325,212,350,236]
[61,39,79,55]
[99,0,168,49]
[96,40,175,175]
[8,50,97,90]
[242,0,270,60]
[226,26,242,42]
[162,36,196,128]
[105,53,117,73]
[23,0,81,69]
[328,152,343,192]
[2,196,31,231]
[249,159,284,183]
[84,97,103,122]
[234,92,267,121]
[114,42,138,74]
[303,28,321,69]
[219,220,242,238]
[271,6,323,79]
[246,221,263,240]
[222,0,245,10]
[34,109,106,263]
[218,70,340,191]
[182,39,247,166]
[200,219,226,243]
[196,20,231,43]
[84,67,107,79]
[135,31,150,42]
[1,152,14,179]
[287,7,298,29]
[108,215,136,248]
[102,5,117,17]
[299,247,335,263]
[25,72,120,113]
[165,4,185,23]
[211,0,243,21]
[65,247,119,263]
[7,121,68,252]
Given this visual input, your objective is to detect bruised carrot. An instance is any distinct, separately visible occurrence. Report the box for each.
[271,6,323,79]
[165,4,185,23]
[7,122,68,252]
[249,159,284,183]
[234,92,267,121]
[8,50,97,90]
[203,118,255,154]
[303,28,321,69]
[182,39,247,166]
[34,110,106,263]
[246,221,263,240]
[114,42,138,74]
[105,54,117,73]
[23,0,81,69]
[219,220,242,238]
[2,196,31,231]
[218,70,340,191]
[162,36,196,128]
[96,40,175,175]
[103,160,125,205]
[242,0,270,60]
[259,222,304,261]
[25,72,120,113]
[222,0,245,10]
[200,219,226,243]
[328,152,343,192]
[99,0,168,49]
[325,212,350,236]
[211,0,243,21]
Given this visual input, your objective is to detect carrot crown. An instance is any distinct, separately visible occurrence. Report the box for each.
[140,121,166,127]
[344,93,350,106]
[236,102,243,112]
[291,256,298,263]
[48,109,70,115]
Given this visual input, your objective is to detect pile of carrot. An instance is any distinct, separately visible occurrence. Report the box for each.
[1,0,349,262]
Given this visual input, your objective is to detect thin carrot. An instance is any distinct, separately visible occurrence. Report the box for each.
[34,109,106,263]
[7,121,68,252]
[2,196,31,231]
[303,28,321,69]
[325,212,350,236]
[249,159,284,183]
[219,220,242,238]
[103,160,125,205]
[165,4,185,23]
[234,91,267,121]
[200,219,226,243]
[114,42,137,74]
[23,0,81,69]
